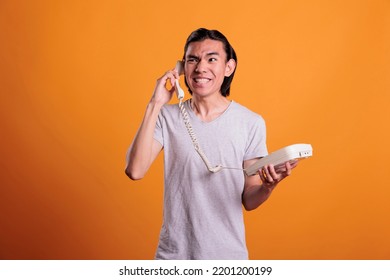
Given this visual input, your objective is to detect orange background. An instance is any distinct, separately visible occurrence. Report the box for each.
[1,0,389,259]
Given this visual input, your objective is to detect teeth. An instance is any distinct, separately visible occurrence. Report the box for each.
[194,78,210,84]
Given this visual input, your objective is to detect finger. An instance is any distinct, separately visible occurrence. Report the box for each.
[258,168,266,182]
[168,86,176,95]
[284,161,292,176]
[161,70,178,86]
[165,72,175,87]
[168,66,180,79]
[263,166,274,183]
[258,167,268,182]
[289,159,299,169]
[274,163,287,173]
[259,167,271,183]
[268,164,279,181]
[275,160,299,173]
[172,69,180,79]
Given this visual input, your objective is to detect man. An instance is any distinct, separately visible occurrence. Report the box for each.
[125,28,298,259]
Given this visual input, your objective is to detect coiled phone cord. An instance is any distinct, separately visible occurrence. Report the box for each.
[178,99,243,173]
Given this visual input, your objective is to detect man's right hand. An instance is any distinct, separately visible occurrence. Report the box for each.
[150,69,181,106]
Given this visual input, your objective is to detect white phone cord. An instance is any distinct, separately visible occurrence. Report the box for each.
[178,99,243,173]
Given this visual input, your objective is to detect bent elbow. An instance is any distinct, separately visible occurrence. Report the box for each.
[243,204,256,211]
[125,167,144,181]
[242,200,260,211]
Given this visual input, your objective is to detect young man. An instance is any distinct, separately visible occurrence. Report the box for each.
[125,28,298,259]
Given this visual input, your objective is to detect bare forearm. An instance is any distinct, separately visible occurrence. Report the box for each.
[242,161,298,210]
[242,184,275,211]
[125,101,163,180]
[125,67,181,180]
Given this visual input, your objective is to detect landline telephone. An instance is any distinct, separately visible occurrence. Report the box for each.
[173,61,313,176]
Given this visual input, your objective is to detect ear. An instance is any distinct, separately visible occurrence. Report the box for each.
[224,59,236,77]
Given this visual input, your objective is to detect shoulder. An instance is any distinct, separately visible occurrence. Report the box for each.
[157,101,189,127]
[158,102,182,120]
[230,101,266,125]
[161,103,180,114]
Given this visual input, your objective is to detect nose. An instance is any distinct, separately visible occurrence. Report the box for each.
[195,59,207,73]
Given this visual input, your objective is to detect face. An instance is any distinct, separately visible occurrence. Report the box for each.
[184,39,236,98]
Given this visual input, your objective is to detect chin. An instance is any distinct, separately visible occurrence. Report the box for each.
[191,90,214,98]
[191,86,220,97]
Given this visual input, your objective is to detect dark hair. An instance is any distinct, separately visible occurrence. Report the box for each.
[182,28,237,97]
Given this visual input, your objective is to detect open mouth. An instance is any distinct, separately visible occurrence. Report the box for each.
[193,78,211,84]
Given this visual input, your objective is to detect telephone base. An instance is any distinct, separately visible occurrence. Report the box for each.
[244,143,313,176]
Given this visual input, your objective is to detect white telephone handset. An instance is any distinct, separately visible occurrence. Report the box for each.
[173,61,312,175]
[174,61,185,100]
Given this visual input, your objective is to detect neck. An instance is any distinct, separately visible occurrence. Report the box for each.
[191,94,231,122]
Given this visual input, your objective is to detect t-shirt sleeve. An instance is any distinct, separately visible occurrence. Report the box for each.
[153,111,164,147]
[244,116,267,160]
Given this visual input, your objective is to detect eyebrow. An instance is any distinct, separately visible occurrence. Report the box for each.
[206,52,220,56]
[186,52,220,59]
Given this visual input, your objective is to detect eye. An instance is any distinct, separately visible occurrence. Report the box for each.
[186,57,198,63]
[209,57,217,62]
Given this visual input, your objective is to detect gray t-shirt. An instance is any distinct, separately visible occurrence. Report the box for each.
[153,99,267,259]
